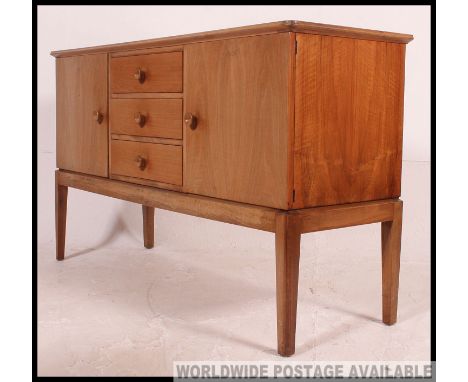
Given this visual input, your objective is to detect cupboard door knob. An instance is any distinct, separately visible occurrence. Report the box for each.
[184,112,197,130]
[134,112,146,127]
[136,155,147,170]
[93,111,103,124]
[134,68,146,83]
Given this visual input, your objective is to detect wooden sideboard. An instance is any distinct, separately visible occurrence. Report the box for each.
[51,21,413,357]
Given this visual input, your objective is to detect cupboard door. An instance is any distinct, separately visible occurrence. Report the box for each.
[56,54,108,177]
[184,34,291,209]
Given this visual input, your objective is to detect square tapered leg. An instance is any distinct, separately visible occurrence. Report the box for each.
[275,213,301,356]
[142,205,155,249]
[55,173,68,261]
[381,201,403,325]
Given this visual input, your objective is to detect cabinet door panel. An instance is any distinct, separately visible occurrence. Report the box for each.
[56,54,108,177]
[184,34,291,209]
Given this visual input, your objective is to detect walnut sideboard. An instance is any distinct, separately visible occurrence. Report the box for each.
[51,21,413,357]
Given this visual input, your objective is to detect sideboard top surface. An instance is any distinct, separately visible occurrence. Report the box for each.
[50,20,413,58]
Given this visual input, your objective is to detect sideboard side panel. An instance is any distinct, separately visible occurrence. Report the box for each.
[293,34,406,208]
[56,54,109,177]
[184,34,291,209]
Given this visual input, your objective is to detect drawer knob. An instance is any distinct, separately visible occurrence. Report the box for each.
[134,112,146,127]
[184,112,197,130]
[134,68,146,83]
[93,111,104,124]
[136,155,147,170]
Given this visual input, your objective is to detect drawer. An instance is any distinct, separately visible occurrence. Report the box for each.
[110,99,182,139]
[111,140,182,185]
[110,51,183,93]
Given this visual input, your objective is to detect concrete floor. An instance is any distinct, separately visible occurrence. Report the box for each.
[37,161,430,376]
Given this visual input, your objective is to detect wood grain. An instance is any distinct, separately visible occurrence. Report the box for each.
[110,98,182,139]
[111,46,183,57]
[51,20,412,57]
[275,212,301,356]
[111,140,182,186]
[111,134,182,146]
[294,199,397,233]
[142,205,155,249]
[56,170,277,232]
[382,200,403,325]
[111,92,183,99]
[110,174,182,192]
[286,32,296,208]
[55,172,68,261]
[110,52,183,93]
[294,34,406,208]
[184,33,291,209]
[56,54,108,176]
[291,20,413,44]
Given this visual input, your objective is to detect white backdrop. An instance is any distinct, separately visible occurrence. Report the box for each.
[38,5,430,247]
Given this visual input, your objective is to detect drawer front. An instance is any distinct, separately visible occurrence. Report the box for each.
[111,140,182,185]
[110,52,183,93]
[110,99,182,139]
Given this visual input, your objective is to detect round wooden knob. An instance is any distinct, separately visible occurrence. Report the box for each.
[93,111,103,124]
[136,155,147,170]
[184,112,197,130]
[134,68,146,83]
[134,112,146,127]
